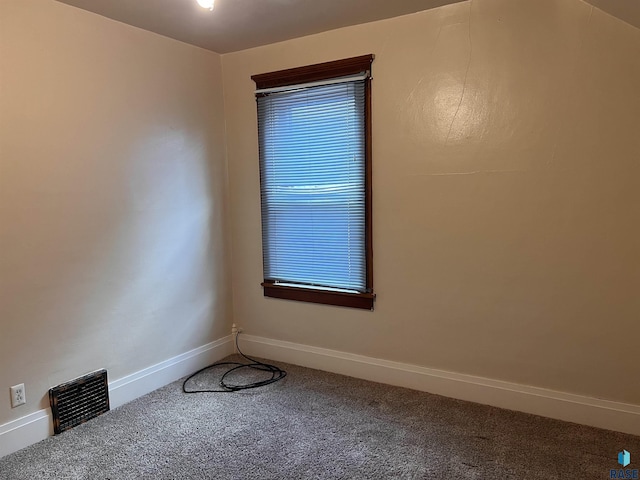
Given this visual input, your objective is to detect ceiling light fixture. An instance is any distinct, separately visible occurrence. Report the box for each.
[196,0,214,11]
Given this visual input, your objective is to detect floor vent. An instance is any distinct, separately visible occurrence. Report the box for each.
[49,369,110,435]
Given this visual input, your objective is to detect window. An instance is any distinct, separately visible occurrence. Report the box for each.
[252,55,375,310]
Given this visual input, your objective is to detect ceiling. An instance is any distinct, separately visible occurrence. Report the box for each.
[54,0,466,54]
[55,0,640,54]
[586,0,640,31]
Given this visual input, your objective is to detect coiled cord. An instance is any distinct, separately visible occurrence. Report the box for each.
[182,333,286,393]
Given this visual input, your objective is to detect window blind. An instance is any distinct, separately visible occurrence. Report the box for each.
[257,79,366,292]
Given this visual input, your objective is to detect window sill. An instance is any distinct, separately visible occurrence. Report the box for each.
[262,282,375,310]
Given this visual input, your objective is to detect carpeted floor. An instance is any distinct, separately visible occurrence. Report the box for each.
[1,355,639,479]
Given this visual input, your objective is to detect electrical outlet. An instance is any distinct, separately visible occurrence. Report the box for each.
[10,384,26,408]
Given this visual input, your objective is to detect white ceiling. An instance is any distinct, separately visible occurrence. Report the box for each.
[54,0,640,54]
[54,0,467,54]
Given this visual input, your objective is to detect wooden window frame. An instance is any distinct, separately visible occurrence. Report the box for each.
[252,55,375,310]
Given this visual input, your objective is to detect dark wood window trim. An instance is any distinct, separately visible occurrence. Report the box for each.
[262,282,375,310]
[254,55,375,311]
[252,54,374,90]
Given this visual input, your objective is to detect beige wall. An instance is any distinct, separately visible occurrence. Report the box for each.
[0,0,231,425]
[222,0,640,404]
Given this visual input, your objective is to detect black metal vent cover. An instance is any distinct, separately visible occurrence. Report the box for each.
[49,369,110,435]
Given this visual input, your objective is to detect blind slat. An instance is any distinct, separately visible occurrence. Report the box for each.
[258,80,366,292]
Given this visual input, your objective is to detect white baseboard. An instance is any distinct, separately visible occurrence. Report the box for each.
[0,410,51,460]
[0,336,233,459]
[3,333,637,460]
[240,334,640,436]
[108,335,233,409]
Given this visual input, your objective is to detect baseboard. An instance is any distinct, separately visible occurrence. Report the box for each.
[108,335,233,408]
[240,334,640,436]
[0,335,233,459]
[3,333,637,460]
[0,410,51,460]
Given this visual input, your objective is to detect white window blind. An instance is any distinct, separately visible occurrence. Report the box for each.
[257,79,366,292]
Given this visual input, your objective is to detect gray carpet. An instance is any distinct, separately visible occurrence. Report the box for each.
[1,356,639,479]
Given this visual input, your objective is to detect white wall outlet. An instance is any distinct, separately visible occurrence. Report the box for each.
[231,324,242,353]
[10,384,26,408]
[231,324,243,336]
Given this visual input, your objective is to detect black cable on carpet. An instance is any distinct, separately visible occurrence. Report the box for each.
[182,333,286,393]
